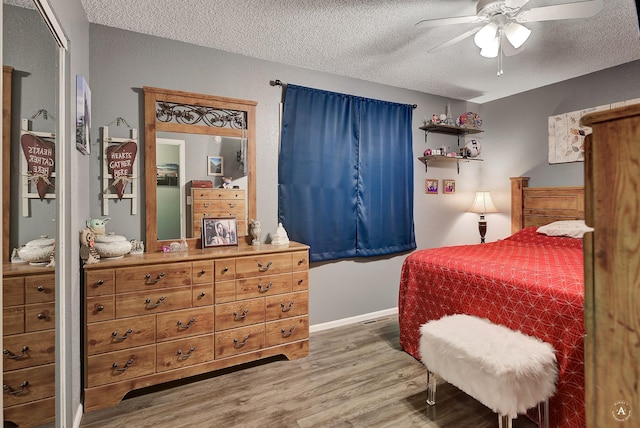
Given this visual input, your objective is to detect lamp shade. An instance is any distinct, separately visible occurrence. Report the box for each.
[480,36,500,58]
[474,22,498,48]
[504,22,531,49]
[468,191,498,214]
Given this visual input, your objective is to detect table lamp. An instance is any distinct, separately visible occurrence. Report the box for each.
[469,191,498,243]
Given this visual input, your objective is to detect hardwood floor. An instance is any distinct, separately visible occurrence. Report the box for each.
[75,316,537,428]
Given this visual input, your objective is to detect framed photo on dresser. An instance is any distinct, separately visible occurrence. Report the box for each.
[202,217,238,248]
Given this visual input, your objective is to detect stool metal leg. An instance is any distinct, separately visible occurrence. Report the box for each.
[426,370,436,405]
[498,414,513,428]
[537,399,549,428]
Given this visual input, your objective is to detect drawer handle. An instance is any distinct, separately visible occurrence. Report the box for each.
[3,381,29,396]
[258,282,272,293]
[233,309,249,320]
[177,346,196,359]
[145,296,166,308]
[112,329,133,341]
[37,285,45,292]
[37,311,50,320]
[177,317,196,329]
[222,267,229,273]
[94,304,105,313]
[228,203,236,208]
[112,359,134,372]
[198,291,206,299]
[96,279,105,286]
[203,203,210,208]
[298,258,306,266]
[281,301,295,312]
[257,261,272,272]
[233,335,250,348]
[145,272,166,284]
[199,269,206,275]
[281,326,295,338]
[3,346,29,359]
[297,278,304,286]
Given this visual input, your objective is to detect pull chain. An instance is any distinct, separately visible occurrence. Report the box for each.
[497,29,504,77]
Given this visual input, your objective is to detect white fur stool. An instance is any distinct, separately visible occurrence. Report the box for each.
[419,314,557,428]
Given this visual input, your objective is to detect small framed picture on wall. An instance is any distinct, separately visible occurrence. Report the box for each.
[426,179,438,194]
[207,156,224,176]
[443,179,456,194]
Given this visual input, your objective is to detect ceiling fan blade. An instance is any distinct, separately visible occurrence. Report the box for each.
[517,0,604,22]
[416,15,480,28]
[428,27,481,52]
[504,0,531,9]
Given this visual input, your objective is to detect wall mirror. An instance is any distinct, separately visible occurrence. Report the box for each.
[3,0,60,262]
[144,86,256,252]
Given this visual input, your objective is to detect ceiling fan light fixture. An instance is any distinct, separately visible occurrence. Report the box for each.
[480,35,500,58]
[504,22,531,49]
[474,22,498,48]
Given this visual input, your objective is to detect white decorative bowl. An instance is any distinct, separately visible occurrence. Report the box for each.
[94,233,132,259]
[18,236,55,265]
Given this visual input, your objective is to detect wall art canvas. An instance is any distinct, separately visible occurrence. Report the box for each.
[76,75,91,155]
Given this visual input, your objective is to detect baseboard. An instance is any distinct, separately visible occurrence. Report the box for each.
[309,307,398,333]
[73,403,83,428]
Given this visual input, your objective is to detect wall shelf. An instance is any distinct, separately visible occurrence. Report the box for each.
[418,155,483,173]
[419,123,483,146]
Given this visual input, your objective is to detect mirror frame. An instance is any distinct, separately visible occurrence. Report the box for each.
[143,86,257,252]
[3,65,13,262]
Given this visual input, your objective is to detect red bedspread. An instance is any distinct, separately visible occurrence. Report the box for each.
[399,227,584,428]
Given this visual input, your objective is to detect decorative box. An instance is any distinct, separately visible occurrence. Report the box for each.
[191,180,213,188]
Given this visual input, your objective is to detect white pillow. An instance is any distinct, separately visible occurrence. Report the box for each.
[537,220,594,238]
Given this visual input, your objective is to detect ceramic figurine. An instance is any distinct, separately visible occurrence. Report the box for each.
[250,219,261,246]
[129,240,145,255]
[46,243,55,268]
[271,223,290,245]
[86,217,111,235]
[221,177,232,189]
[80,228,100,265]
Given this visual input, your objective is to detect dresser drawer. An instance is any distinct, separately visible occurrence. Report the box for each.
[214,280,235,303]
[115,287,193,318]
[86,345,156,387]
[235,253,293,278]
[193,203,244,218]
[3,396,55,427]
[291,251,309,272]
[3,306,25,335]
[85,269,115,297]
[25,274,55,304]
[293,271,309,291]
[236,273,292,299]
[86,295,115,323]
[192,189,244,201]
[86,315,156,356]
[3,330,55,371]
[265,291,309,321]
[215,298,265,331]
[214,260,236,282]
[192,284,214,307]
[156,307,214,342]
[265,316,309,347]
[156,334,214,372]
[215,324,265,359]
[25,302,55,332]
[192,260,214,284]
[2,363,55,407]
[3,277,24,307]
[115,263,192,293]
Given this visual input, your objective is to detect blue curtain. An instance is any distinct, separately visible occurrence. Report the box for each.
[278,84,415,262]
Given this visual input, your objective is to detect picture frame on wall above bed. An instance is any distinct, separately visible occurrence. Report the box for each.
[426,179,438,194]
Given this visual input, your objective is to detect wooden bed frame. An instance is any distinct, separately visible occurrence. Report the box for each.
[510,177,584,233]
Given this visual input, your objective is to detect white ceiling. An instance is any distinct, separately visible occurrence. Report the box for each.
[36,1,640,103]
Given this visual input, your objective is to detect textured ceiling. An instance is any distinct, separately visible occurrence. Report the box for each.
[35,1,640,102]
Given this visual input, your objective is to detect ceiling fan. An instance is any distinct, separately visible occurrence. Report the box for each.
[417,0,604,69]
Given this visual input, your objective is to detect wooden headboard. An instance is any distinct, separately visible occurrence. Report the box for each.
[510,177,584,233]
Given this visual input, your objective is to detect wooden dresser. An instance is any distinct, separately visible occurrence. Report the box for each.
[191,188,246,238]
[2,263,56,426]
[582,104,640,427]
[82,242,309,412]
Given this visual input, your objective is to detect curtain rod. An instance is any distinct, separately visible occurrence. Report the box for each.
[270,79,417,109]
